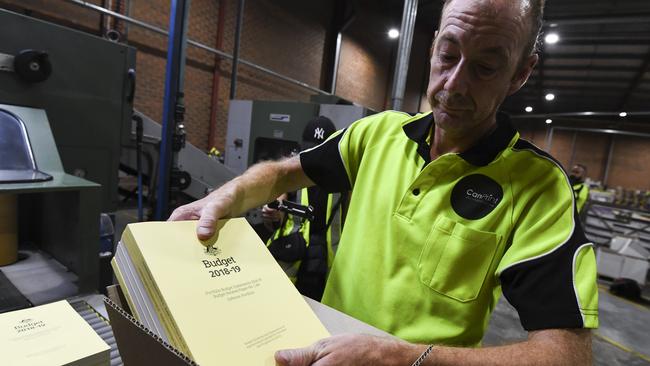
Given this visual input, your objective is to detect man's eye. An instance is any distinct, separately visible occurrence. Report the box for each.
[440,54,457,62]
[477,64,497,76]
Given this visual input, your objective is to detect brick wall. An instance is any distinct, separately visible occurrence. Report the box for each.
[607,135,650,190]
[517,124,650,190]
[335,12,394,112]
[570,132,610,184]
[0,0,102,32]
[0,0,431,151]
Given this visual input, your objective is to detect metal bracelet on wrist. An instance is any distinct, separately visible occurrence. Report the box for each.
[410,344,434,366]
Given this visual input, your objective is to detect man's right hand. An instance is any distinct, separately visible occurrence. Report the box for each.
[168,188,237,240]
[168,156,313,241]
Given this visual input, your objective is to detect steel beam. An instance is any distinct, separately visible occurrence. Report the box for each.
[330,0,356,94]
[544,52,646,59]
[545,13,650,26]
[559,37,650,46]
[527,76,632,84]
[603,136,616,185]
[229,0,244,99]
[390,0,418,111]
[618,49,650,110]
[542,65,640,72]
[511,111,650,119]
[549,126,650,139]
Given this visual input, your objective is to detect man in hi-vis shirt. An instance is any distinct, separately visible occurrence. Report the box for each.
[170,0,598,364]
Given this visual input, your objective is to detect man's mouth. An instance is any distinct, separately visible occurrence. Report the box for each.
[439,104,470,113]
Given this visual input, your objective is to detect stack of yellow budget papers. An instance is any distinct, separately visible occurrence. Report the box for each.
[0,300,110,366]
[111,218,329,366]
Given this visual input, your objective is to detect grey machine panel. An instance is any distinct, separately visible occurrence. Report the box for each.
[318,104,369,131]
[0,9,136,212]
[225,100,253,175]
[120,110,237,200]
[225,100,368,175]
[224,99,369,225]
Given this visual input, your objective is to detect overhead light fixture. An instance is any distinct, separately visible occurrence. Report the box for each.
[545,33,560,44]
[619,112,627,117]
[545,119,553,124]
[525,106,533,113]
[388,29,399,39]
[545,93,555,101]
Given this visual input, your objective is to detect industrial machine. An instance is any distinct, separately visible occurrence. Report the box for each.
[225,99,372,175]
[0,104,101,297]
[0,8,135,213]
[120,110,236,203]
[597,236,649,286]
[0,9,236,307]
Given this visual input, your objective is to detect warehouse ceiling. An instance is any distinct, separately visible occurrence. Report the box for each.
[366,0,650,131]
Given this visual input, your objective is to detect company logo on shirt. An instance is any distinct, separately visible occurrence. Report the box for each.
[465,189,500,205]
[451,174,503,220]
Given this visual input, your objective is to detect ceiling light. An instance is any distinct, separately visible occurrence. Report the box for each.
[545,119,552,124]
[525,106,533,113]
[545,33,560,44]
[545,93,555,101]
[388,29,399,39]
[619,112,627,117]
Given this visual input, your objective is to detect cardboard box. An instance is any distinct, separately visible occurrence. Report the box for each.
[105,285,391,365]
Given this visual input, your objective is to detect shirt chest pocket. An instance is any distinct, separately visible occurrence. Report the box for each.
[417,216,501,302]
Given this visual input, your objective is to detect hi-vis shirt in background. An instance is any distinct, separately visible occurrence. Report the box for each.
[300,111,598,346]
[266,187,342,281]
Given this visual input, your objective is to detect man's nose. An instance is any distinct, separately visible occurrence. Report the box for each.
[444,61,470,96]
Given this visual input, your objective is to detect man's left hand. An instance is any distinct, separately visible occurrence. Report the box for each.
[274,334,416,366]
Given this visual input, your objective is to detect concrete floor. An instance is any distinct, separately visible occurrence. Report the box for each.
[1,247,78,305]
[484,291,650,365]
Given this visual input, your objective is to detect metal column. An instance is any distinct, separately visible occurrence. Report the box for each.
[331,14,356,94]
[230,0,245,99]
[155,0,191,220]
[390,0,418,111]
[568,131,577,167]
[331,32,343,94]
[603,136,616,186]
[545,126,555,151]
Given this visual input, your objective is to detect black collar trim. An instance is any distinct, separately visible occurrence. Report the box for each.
[402,112,517,167]
[402,114,434,165]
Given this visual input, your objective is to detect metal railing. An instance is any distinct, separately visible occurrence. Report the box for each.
[63,0,331,96]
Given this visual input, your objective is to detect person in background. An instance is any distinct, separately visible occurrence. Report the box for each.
[570,163,590,213]
[262,116,344,301]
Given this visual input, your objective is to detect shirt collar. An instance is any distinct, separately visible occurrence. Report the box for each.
[402,111,517,167]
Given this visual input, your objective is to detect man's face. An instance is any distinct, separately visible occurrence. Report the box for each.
[427,0,537,135]
[571,165,586,180]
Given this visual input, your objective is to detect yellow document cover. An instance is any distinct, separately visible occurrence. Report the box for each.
[0,300,110,366]
[121,219,329,366]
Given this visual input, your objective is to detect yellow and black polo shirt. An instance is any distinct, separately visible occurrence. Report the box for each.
[299,111,598,346]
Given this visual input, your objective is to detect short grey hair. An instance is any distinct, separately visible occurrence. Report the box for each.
[440,0,546,59]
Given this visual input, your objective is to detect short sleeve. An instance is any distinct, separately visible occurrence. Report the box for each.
[299,114,379,193]
[497,159,599,331]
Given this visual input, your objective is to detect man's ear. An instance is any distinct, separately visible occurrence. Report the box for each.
[508,54,538,96]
